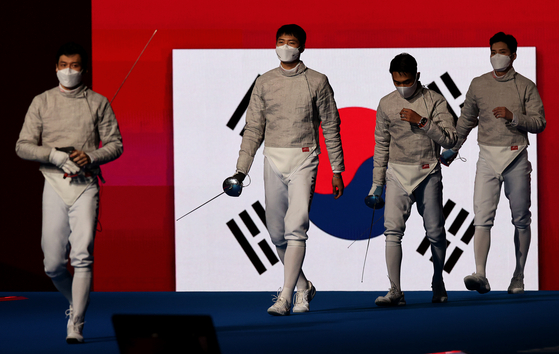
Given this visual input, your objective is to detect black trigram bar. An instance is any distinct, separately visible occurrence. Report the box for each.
[258,240,279,265]
[460,220,475,245]
[427,82,459,123]
[417,237,431,256]
[444,247,463,273]
[226,75,260,131]
[443,199,456,220]
[226,219,266,274]
[427,82,442,95]
[440,72,461,99]
[252,201,267,227]
[448,209,469,236]
[239,210,259,237]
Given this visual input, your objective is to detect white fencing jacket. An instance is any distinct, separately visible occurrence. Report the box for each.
[236,62,344,175]
[372,85,457,192]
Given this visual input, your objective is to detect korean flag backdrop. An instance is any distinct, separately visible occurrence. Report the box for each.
[173,47,537,291]
[91,0,559,291]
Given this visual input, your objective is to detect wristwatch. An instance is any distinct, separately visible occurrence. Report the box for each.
[418,117,428,129]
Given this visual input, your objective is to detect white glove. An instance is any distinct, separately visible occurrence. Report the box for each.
[49,148,80,175]
[62,159,81,175]
[49,148,68,167]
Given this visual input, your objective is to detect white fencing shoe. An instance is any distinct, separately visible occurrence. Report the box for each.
[464,273,491,294]
[267,296,291,316]
[293,281,316,313]
[508,275,525,294]
[66,311,84,344]
[375,286,406,307]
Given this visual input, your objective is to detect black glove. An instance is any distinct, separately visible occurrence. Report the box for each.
[232,172,246,183]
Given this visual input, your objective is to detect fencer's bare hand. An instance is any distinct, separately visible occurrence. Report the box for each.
[400,108,421,124]
[332,174,344,199]
[70,150,91,167]
[492,107,513,121]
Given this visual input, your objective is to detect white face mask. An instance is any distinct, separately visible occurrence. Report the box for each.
[490,53,512,72]
[276,44,300,63]
[56,68,82,88]
[396,75,418,99]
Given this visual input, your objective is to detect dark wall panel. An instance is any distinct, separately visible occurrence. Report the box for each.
[1,1,92,291]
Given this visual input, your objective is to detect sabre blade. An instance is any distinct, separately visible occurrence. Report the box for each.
[176,191,225,221]
[361,208,376,283]
[110,29,158,105]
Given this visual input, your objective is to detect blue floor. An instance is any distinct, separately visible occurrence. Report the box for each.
[1,291,558,354]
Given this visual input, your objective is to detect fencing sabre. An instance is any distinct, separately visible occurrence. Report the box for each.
[360,193,385,281]
[176,191,225,221]
[176,174,251,221]
[361,208,376,282]
[110,29,158,105]
[344,213,380,282]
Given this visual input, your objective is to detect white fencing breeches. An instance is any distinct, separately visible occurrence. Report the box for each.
[383,168,446,288]
[42,179,99,278]
[473,151,532,228]
[263,154,319,247]
[472,151,532,277]
[384,168,446,244]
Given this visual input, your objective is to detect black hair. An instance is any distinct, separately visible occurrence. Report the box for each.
[276,24,306,48]
[490,32,518,54]
[389,53,417,76]
[56,42,88,71]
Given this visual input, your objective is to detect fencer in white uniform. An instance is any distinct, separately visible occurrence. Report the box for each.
[16,42,123,343]
[368,53,457,306]
[442,32,545,294]
[226,24,345,316]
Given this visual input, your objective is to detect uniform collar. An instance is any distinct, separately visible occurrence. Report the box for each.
[58,84,88,98]
[278,61,307,77]
[492,67,516,82]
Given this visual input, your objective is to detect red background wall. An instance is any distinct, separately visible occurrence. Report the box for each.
[2,0,558,291]
[91,0,559,291]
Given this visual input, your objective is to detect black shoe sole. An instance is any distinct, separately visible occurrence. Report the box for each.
[66,338,84,344]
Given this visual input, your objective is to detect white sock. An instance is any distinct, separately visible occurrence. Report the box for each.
[474,226,491,277]
[279,240,306,302]
[51,270,73,305]
[276,244,309,292]
[72,268,92,323]
[385,235,402,291]
[513,226,531,278]
[385,244,402,291]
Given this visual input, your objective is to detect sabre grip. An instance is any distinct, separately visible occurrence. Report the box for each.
[55,146,76,154]
[223,173,245,197]
[365,185,385,210]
